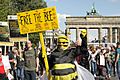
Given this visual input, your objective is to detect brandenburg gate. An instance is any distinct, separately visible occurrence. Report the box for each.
[65,7,120,44]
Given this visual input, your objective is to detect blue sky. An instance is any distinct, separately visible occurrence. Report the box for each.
[45,0,120,42]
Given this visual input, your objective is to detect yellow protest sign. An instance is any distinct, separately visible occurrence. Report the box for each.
[17,6,59,34]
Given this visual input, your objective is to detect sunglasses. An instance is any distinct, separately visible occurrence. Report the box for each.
[58,45,68,47]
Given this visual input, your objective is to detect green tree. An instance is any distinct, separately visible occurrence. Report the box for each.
[0,0,9,21]
[12,0,47,46]
[0,0,47,46]
[0,0,47,20]
[11,0,47,12]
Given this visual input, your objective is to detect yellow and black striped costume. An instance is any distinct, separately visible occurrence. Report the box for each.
[49,47,81,80]
[48,35,81,80]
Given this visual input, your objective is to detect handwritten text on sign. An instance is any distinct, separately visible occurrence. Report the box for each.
[17,6,59,34]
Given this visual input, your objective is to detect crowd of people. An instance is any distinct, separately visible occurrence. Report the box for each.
[0,40,39,80]
[0,30,120,80]
[88,43,120,79]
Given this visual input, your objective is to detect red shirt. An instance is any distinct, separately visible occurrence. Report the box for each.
[0,58,5,74]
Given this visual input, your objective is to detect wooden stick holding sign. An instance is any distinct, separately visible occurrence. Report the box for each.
[39,32,49,76]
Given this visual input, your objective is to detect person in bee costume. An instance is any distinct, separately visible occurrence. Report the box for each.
[48,35,81,80]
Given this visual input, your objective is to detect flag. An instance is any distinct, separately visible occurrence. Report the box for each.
[74,60,95,80]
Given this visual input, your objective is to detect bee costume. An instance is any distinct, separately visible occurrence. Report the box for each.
[49,35,81,80]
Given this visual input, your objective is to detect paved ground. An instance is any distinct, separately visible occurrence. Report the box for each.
[36,71,119,80]
[37,75,118,80]
[110,76,118,80]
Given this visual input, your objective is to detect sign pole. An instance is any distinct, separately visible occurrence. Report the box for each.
[27,33,29,41]
[39,32,49,78]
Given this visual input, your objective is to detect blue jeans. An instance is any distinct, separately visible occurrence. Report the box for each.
[91,61,97,75]
[24,70,36,80]
[117,62,120,80]
[106,61,112,75]
[17,67,24,80]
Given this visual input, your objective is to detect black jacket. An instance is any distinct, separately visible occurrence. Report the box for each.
[49,46,81,69]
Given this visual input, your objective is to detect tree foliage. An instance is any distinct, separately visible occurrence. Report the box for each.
[11,0,47,12]
[0,0,47,46]
[0,0,9,21]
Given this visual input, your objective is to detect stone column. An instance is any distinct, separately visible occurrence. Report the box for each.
[107,28,110,43]
[65,28,70,38]
[119,28,120,42]
[108,27,112,43]
[110,27,112,43]
[115,29,118,43]
[76,28,79,40]
[117,28,120,42]
[8,46,11,52]
[86,28,88,43]
[112,29,116,43]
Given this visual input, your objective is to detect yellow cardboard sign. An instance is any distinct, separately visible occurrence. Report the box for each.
[17,6,59,34]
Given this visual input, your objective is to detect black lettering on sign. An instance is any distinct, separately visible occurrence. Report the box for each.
[33,13,42,22]
[19,14,32,26]
[44,11,53,22]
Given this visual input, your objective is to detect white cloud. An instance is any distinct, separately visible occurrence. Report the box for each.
[57,13,71,20]
[57,13,71,23]
[56,13,71,32]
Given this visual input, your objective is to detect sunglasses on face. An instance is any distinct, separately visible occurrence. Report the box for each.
[58,45,68,47]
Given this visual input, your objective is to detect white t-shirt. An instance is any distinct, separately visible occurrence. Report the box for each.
[100,54,105,66]
[2,55,11,71]
[89,49,101,62]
